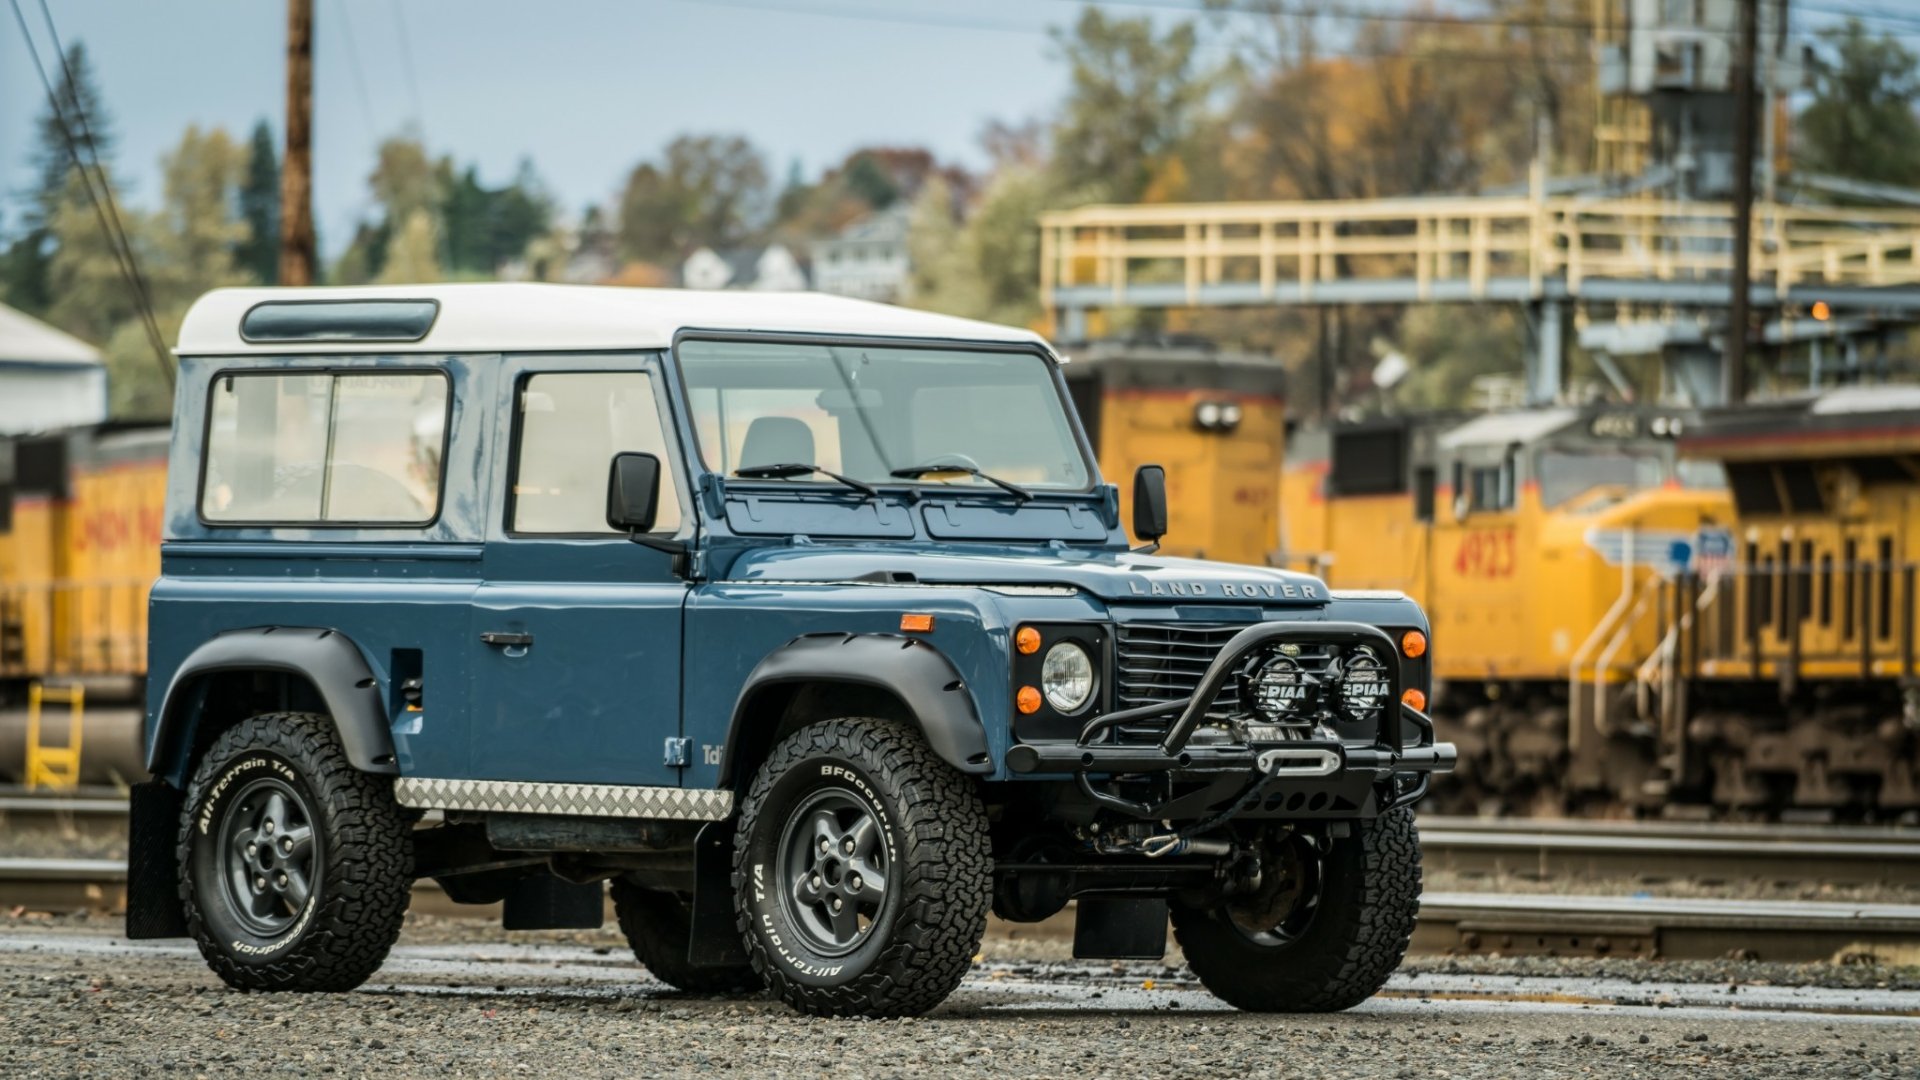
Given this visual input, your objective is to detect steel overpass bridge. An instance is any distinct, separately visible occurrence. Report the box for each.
[1039,197,1920,403]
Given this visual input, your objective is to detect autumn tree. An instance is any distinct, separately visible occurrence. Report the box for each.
[617,134,770,263]
[1050,9,1220,202]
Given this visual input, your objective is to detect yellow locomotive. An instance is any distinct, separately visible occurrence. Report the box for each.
[1282,407,1738,814]
[1656,389,1920,814]
[0,425,168,700]
[1062,338,1287,567]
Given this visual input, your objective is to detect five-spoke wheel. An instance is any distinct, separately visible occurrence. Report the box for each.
[781,791,890,954]
[218,780,319,934]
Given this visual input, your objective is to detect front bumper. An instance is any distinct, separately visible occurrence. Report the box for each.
[1003,621,1457,796]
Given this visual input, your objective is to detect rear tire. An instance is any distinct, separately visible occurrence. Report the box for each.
[610,879,761,993]
[732,717,990,1018]
[179,712,413,992]
[1170,808,1421,1012]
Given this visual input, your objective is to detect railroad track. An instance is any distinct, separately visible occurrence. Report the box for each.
[3,855,1916,964]
[10,794,1919,887]
[1419,814,1920,887]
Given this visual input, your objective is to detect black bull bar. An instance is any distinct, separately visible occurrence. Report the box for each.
[1004,622,1458,784]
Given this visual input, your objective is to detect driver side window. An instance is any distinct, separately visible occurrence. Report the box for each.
[510,371,683,534]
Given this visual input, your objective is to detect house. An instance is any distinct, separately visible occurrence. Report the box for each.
[811,204,912,303]
[679,244,809,291]
[0,303,105,435]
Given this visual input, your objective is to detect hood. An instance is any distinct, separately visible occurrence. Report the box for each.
[722,544,1331,604]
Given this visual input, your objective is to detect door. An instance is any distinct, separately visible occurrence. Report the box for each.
[469,359,691,785]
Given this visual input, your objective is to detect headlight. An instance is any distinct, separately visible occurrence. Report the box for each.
[1041,642,1094,713]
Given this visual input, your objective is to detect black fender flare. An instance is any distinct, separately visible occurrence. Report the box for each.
[722,632,991,784]
[147,626,398,779]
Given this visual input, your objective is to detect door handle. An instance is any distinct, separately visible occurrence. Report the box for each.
[480,631,533,647]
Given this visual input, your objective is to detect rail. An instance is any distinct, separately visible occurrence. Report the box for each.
[1040,196,1920,318]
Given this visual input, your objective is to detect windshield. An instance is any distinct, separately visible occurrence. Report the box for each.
[677,340,1092,492]
[1536,449,1665,509]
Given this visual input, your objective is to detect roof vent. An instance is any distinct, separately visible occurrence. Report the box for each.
[240,299,439,344]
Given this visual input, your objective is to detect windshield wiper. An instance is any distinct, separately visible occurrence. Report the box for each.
[889,463,1034,502]
[734,462,881,499]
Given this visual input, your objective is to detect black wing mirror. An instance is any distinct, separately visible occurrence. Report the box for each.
[607,452,662,532]
[1132,464,1168,552]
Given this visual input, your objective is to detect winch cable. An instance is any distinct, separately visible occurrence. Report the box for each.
[1138,770,1278,858]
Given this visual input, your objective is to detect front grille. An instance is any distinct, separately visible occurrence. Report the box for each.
[1112,622,1338,720]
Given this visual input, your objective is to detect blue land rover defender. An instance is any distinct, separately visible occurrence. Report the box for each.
[127,284,1453,1017]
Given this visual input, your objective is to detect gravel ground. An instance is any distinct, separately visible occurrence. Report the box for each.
[0,913,1915,1078]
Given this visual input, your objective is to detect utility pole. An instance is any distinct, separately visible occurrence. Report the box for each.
[1724,0,1760,404]
[279,0,316,286]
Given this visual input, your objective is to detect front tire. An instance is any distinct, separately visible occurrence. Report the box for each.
[1171,808,1421,1012]
[732,718,991,1017]
[179,712,413,992]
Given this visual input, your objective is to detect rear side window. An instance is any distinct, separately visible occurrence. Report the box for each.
[201,371,449,525]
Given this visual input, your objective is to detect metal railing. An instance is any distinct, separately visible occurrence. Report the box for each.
[1040,197,1920,314]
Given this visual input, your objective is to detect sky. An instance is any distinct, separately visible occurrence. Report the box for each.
[0,0,1091,258]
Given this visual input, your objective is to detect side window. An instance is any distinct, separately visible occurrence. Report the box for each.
[510,371,683,535]
[202,371,449,524]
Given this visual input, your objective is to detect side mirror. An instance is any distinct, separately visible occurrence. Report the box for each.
[1133,464,1168,546]
[606,452,662,533]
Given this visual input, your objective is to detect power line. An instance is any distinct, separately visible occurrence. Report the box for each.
[661,0,1603,64]
[9,0,173,388]
[1054,0,1638,35]
[389,0,425,129]
[332,0,381,139]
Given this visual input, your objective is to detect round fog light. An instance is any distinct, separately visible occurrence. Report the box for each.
[1041,642,1094,713]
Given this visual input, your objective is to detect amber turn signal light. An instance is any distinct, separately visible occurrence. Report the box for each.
[1016,686,1043,714]
[1401,688,1427,712]
[1015,626,1042,654]
[900,613,934,633]
[1401,630,1427,659]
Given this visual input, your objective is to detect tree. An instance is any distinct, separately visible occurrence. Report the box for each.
[1050,9,1218,202]
[148,125,251,308]
[617,134,770,263]
[236,120,280,284]
[906,167,1071,330]
[1799,18,1920,186]
[376,208,441,283]
[842,152,900,209]
[50,125,250,411]
[3,43,113,314]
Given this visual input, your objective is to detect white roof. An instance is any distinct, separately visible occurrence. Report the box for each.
[1810,385,1920,415]
[0,302,101,365]
[176,283,1051,356]
[1438,407,1579,450]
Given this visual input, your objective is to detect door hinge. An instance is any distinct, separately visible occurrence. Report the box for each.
[663,737,693,768]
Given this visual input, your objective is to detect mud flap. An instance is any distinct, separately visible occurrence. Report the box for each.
[125,780,188,939]
[687,820,750,967]
[502,875,605,931]
[1073,898,1168,960]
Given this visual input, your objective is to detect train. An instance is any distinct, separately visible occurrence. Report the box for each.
[1282,393,1919,819]
[3,342,1915,819]
[0,424,167,700]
